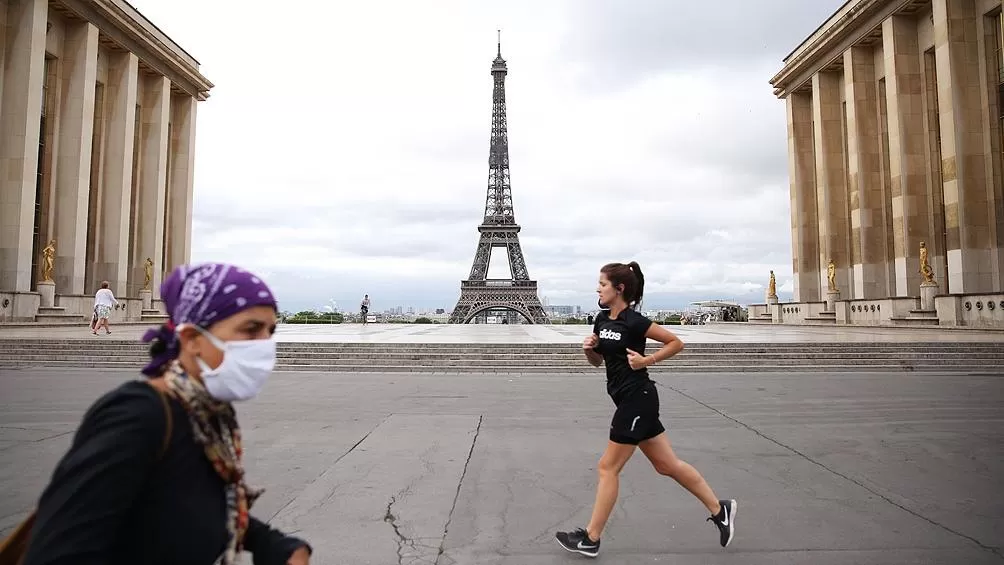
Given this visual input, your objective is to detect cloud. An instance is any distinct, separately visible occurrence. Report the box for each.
[130,0,843,312]
[559,0,850,87]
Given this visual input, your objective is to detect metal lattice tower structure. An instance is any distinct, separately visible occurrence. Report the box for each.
[450,37,548,325]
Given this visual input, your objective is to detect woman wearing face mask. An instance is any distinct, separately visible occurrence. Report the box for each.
[555,262,736,558]
[20,262,312,565]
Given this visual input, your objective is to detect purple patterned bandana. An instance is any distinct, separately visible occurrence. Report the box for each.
[141,263,278,376]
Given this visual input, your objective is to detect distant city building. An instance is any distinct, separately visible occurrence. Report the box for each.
[546,305,581,317]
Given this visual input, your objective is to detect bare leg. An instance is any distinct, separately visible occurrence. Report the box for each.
[639,432,720,514]
[585,441,636,541]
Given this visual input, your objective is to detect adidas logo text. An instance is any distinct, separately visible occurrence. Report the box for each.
[599,329,622,341]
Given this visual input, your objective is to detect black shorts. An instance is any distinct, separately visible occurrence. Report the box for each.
[609,382,664,445]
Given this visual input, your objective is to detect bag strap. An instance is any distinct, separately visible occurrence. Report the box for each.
[147,380,173,461]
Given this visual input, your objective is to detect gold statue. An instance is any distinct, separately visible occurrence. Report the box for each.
[40,239,56,282]
[826,258,837,292]
[767,270,777,298]
[919,241,935,284]
[143,257,154,290]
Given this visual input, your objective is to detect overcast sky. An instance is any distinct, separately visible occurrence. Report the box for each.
[131,0,844,313]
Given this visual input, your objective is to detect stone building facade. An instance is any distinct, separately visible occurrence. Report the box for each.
[0,0,211,322]
[759,0,1004,328]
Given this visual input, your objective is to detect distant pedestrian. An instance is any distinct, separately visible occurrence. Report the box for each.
[92,281,118,335]
[555,261,736,557]
[360,294,370,323]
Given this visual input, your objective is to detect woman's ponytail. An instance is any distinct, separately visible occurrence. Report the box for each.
[627,261,645,308]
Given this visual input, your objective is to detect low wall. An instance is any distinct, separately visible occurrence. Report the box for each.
[57,294,147,322]
[838,297,919,325]
[748,304,770,318]
[772,302,827,323]
[936,293,1004,329]
[0,292,41,322]
[0,293,166,323]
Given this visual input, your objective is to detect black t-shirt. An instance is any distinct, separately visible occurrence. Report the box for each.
[592,308,654,403]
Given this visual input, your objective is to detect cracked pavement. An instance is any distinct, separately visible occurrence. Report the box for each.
[1,368,1002,564]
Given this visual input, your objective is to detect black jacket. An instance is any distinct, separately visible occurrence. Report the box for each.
[22,380,309,565]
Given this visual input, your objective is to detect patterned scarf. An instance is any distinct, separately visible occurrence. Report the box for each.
[163,361,263,564]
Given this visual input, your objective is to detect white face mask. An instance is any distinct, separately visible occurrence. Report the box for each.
[193,327,276,402]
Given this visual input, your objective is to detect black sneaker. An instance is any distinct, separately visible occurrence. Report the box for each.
[707,499,737,547]
[555,528,600,557]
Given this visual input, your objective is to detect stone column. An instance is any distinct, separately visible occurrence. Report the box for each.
[134,75,170,297]
[0,0,47,292]
[167,94,197,272]
[978,10,1004,293]
[921,40,949,296]
[787,91,820,302]
[933,0,996,293]
[884,15,930,297]
[53,21,99,296]
[812,71,851,295]
[843,45,888,299]
[95,52,138,294]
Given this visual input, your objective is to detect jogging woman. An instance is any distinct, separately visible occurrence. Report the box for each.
[555,261,736,557]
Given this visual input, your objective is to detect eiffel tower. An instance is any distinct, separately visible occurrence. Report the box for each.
[450,37,548,325]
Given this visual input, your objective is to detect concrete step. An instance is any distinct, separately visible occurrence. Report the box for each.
[38,307,71,314]
[5,355,995,369]
[1,340,1001,351]
[4,351,1002,363]
[0,360,1000,374]
[141,310,168,323]
[890,316,940,326]
[34,306,85,324]
[273,352,1004,362]
[4,348,1003,359]
[1,339,1001,373]
[3,347,1003,358]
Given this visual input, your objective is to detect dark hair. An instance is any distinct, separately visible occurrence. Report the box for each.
[600,261,645,307]
[147,327,170,358]
[143,320,177,377]
[100,281,109,289]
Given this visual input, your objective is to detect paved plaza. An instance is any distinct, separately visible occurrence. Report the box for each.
[1,321,1003,343]
[1,365,1002,564]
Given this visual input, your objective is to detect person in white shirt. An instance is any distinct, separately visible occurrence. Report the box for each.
[93,281,118,335]
[360,295,370,324]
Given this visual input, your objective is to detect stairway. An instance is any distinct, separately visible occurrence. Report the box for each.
[34,307,84,324]
[890,309,940,326]
[805,311,837,324]
[0,340,1001,373]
